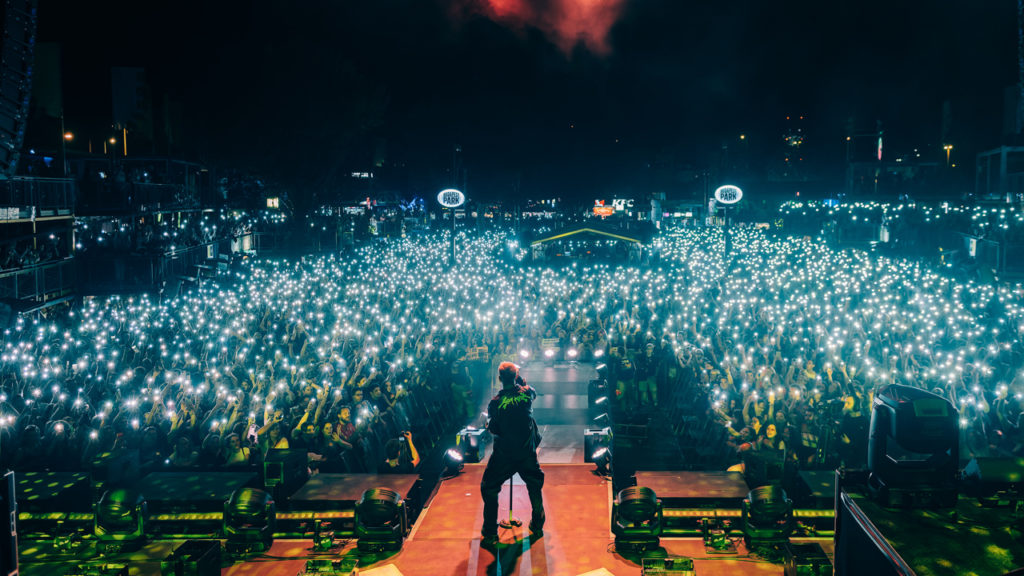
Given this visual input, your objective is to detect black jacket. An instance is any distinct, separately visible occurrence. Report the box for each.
[487,384,541,454]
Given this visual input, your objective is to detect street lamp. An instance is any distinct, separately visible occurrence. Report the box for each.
[943,144,953,167]
[61,131,73,177]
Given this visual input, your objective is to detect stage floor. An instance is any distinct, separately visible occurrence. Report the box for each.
[17,463,833,575]
[222,464,832,576]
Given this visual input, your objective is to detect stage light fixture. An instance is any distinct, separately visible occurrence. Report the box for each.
[312,519,335,551]
[456,426,484,463]
[584,427,612,464]
[355,488,408,553]
[94,489,148,551]
[594,412,610,425]
[592,446,612,476]
[588,374,610,415]
[741,485,794,548]
[611,486,662,553]
[442,448,465,478]
[594,349,604,359]
[223,487,275,555]
[867,384,959,508]
[519,349,530,360]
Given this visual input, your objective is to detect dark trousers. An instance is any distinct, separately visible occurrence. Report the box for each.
[480,447,545,535]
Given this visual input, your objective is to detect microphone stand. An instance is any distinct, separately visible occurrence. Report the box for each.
[498,374,530,530]
[498,476,522,529]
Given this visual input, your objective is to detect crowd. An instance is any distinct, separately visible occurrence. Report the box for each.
[778,200,1024,253]
[0,231,70,271]
[0,217,1022,485]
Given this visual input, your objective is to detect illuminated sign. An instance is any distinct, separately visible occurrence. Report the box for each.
[714,185,743,204]
[593,206,615,217]
[437,188,465,208]
[266,197,279,209]
[612,199,634,211]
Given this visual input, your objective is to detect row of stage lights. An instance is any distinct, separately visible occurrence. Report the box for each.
[517,347,603,360]
[91,484,408,557]
[83,383,1017,569]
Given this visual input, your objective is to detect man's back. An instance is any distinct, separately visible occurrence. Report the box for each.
[487,384,538,454]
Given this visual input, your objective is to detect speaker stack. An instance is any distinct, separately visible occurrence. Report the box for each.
[0,0,38,178]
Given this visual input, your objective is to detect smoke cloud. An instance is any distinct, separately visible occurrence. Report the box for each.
[457,0,627,56]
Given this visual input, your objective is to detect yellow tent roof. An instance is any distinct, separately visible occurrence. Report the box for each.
[530,226,642,246]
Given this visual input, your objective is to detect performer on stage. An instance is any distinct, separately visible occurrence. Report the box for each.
[480,362,545,542]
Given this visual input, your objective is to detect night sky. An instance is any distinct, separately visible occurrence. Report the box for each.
[37,0,1018,202]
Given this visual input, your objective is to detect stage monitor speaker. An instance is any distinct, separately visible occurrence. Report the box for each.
[0,471,15,576]
[263,449,309,498]
[962,457,1024,505]
[160,539,220,576]
[784,542,831,576]
[639,556,695,575]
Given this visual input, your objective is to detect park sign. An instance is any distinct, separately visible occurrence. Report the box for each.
[437,188,466,208]
[714,185,743,205]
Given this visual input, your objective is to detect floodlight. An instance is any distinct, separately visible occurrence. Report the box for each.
[442,448,464,478]
[355,488,408,553]
[223,487,275,555]
[519,349,530,359]
[594,349,604,359]
[94,489,147,549]
[611,486,662,553]
[741,485,794,548]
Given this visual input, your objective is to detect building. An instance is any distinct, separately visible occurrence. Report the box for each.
[975,146,1024,203]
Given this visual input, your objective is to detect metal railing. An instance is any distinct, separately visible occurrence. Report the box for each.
[0,258,74,303]
[0,177,75,212]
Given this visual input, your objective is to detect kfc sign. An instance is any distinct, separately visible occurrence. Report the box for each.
[612,198,634,212]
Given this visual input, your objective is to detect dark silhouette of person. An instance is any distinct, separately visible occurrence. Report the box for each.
[480,362,545,542]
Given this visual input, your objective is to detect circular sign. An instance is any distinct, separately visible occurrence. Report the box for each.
[437,188,466,208]
[714,185,743,205]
